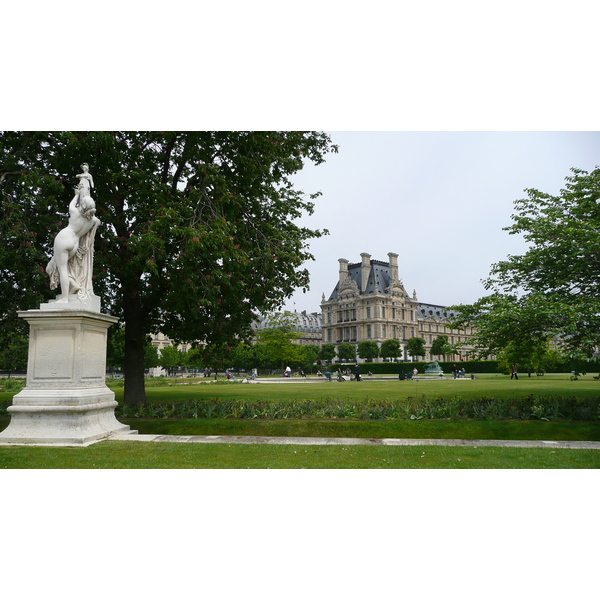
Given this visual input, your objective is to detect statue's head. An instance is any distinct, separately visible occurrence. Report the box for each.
[81,163,89,171]
[79,196,96,219]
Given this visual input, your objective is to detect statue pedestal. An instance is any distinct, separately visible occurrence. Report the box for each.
[0,306,136,446]
[424,370,444,377]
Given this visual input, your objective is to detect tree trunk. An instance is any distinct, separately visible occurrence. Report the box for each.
[123,291,147,405]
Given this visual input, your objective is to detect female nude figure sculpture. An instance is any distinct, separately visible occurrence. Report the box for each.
[46,164,101,302]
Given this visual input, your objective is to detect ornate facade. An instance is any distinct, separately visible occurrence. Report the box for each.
[320,252,475,361]
[251,311,322,346]
[150,252,474,364]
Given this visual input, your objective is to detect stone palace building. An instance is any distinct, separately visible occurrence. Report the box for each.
[152,251,476,365]
[320,252,475,362]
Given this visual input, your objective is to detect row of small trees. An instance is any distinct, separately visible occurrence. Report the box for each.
[105,315,324,376]
[0,329,459,377]
[319,335,458,363]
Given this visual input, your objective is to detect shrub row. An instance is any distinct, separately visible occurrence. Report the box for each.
[330,361,499,375]
[113,394,600,422]
[332,359,600,375]
[0,379,25,393]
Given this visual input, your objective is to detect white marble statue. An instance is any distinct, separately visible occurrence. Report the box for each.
[46,164,100,303]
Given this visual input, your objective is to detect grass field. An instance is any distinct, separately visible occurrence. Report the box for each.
[109,372,600,404]
[0,440,598,468]
[3,372,600,406]
[1,373,599,468]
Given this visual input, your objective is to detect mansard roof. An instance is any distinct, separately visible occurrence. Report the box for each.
[417,303,460,321]
[327,253,459,320]
[328,259,394,300]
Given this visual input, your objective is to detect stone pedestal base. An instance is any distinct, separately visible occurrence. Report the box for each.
[0,306,137,447]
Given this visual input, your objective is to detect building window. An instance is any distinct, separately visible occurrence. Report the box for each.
[366,307,371,319]
[382,306,386,318]
[367,325,372,339]
[382,324,387,338]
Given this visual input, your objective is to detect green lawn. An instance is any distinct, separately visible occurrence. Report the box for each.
[2,373,599,468]
[0,441,598,469]
[110,372,600,404]
[3,373,600,407]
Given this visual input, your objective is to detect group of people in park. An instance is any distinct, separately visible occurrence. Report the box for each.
[451,364,468,379]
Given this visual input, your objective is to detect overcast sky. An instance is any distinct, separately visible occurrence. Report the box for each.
[282,131,600,314]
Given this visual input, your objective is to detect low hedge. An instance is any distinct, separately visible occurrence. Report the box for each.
[2,392,599,422]
[112,394,600,422]
[331,359,600,376]
[330,361,499,375]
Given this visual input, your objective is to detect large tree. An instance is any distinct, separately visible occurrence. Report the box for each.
[451,167,600,360]
[0,131,337,404]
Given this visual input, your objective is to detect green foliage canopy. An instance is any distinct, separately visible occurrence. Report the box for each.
[157,344,185,375]
[107,327,158,371]
[336,342,356,362]
[405,337,426,359]
[430,335,455,357]
[318,343,337,363]
[0,131,337,404]
[0,331,28,374]
[451,168,600,361]
[380,338,401,360]
[255,313,303,370]
[357,340,379,361]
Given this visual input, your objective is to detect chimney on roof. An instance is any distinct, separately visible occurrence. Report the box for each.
[338,258,349,286]
[360,253,371,292]
[388,252,399,281]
